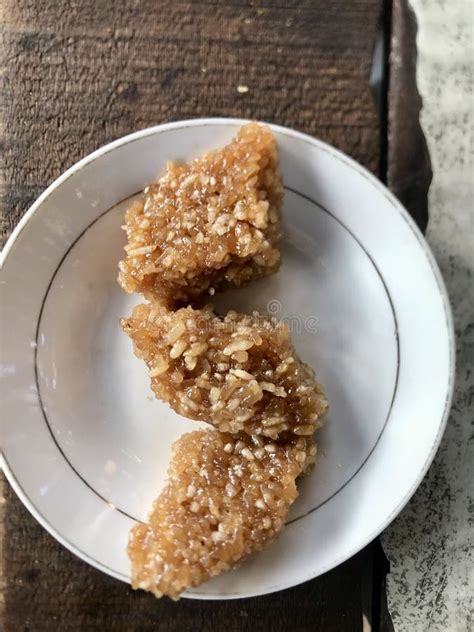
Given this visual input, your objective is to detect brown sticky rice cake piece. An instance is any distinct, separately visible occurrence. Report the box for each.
[128,430,311,600]
[121,302,328,441]
[117,123,282,306]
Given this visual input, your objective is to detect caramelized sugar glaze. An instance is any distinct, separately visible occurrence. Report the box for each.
[128,430,311,600]
[122,303,327,441]
[118,124,282,306]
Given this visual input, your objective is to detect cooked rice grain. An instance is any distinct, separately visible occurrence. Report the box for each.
[118,123,282,305]
[121,302,328,440]
[129,430,307,599]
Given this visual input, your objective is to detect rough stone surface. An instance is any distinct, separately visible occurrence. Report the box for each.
[383,2,474,630]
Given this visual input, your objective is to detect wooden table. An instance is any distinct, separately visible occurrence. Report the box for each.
[0,1,430,629]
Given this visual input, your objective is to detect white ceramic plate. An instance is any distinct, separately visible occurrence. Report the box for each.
[0,119,454,599]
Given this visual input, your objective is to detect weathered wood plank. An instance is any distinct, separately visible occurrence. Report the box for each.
[387,0,431,231]
[1,0,381,243]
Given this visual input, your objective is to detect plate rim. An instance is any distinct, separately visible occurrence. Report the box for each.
[0,117,455,599]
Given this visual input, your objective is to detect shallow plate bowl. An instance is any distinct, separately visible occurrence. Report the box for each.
[0,119,454,599]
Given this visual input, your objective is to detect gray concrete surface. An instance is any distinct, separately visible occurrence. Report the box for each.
[383,2,473,630]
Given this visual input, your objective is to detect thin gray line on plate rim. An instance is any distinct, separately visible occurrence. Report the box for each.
[31,187,401,526]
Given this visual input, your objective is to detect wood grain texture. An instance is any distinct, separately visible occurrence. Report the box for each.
[1,1,383,630]
[1,0,381,244]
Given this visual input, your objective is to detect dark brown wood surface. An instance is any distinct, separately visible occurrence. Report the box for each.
[1,0,382,244]
[387,0,431,232]
[0,1,400,630]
